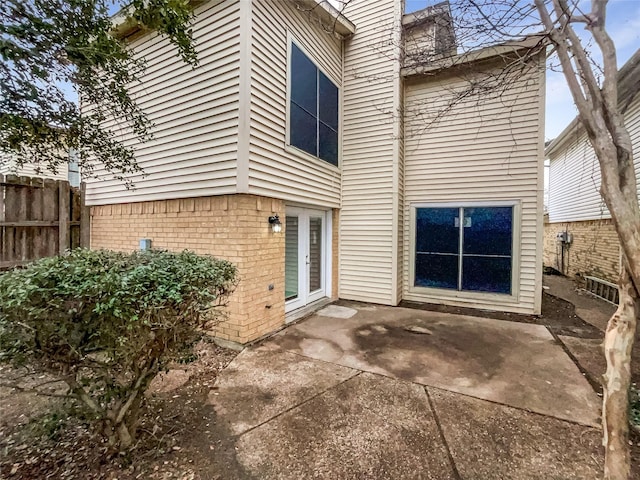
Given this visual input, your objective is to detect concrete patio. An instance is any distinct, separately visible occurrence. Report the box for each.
[207,302,604,479]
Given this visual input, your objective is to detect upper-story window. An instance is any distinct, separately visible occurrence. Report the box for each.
[289,42,339,166]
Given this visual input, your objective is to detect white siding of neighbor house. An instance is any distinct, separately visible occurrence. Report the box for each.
[402,56,545,314]
[339,0,404,305]
[0,156,68,182]
[85,0,241,205]
[548,92,640,223]
[246,0,342,208]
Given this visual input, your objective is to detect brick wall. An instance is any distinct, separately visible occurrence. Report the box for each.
[543,218,620,283]
[91,194,286,344]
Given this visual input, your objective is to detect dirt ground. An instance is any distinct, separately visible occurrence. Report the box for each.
[402,291,603,338]
[0,285,639,479]
[0,340,238,480]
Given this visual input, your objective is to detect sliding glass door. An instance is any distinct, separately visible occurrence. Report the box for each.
[414,206,514,294]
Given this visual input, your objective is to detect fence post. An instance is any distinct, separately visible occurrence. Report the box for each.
[0,174,4,265]
[0,174,4,223]
[58,181,70,254]
[80,182,90,248]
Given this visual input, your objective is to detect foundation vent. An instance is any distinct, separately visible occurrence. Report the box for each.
[584,276,619,305]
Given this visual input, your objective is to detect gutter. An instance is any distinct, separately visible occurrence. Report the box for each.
[110,0,208,40]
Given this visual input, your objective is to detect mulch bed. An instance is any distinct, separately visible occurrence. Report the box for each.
[401,291,603,339]
[0,340,237,480]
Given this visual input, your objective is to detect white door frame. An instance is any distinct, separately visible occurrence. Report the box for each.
[285,206,332,314]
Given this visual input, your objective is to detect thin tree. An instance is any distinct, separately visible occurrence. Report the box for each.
[534,1,637,478]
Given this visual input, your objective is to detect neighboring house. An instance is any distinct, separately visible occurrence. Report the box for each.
[88,0,545,345]
[0,151,80,187]
[544,49,640,285]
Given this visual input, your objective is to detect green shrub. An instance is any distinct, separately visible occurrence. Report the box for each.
[0,249,236,451]
[631,384,640,433]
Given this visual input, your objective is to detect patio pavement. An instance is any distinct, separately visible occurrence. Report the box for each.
[207,302,604,479]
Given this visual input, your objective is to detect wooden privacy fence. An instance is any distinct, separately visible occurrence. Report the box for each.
[0,174,90,270]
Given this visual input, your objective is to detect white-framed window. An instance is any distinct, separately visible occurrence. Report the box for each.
[288,40,339,166]
[410,202,519,295]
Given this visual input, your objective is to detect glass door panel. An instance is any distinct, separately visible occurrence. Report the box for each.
[285,208,328,314]
[462,256,512,293]
[463,207,513,256]
[414,206,514,294]
[461,207,513,294]
[285,216,299,301]
[308,216,323,293]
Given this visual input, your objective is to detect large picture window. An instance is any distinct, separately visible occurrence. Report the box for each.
[289,42,339,166]
[414,206,514,294]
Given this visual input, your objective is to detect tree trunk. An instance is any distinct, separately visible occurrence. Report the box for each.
[103,420,134,452]
[603,265,637,480]
[117,422,133,449]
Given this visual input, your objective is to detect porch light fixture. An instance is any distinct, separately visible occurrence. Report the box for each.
[268,214,282,233]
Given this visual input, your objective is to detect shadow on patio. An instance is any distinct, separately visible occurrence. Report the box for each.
[207,300,605,479]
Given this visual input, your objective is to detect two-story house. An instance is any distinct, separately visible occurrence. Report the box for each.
[88,0,546,345]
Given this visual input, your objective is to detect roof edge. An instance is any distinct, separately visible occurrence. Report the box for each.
[112,0,356,41]
[293,0,356,37]
[110,0,208,40]
[401,34,548,78]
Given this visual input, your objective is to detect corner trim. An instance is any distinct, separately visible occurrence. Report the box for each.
[236,0,252,193]
[534,52,546,315]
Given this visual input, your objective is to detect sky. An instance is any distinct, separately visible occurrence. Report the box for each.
[544,0,640,141]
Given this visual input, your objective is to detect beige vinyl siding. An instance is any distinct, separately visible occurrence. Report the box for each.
[404,21,438,67]
[548,92,640,223]
[340,0,402,305]
[402,57,545,314]
[86,0,241,206]
[247,0,342,208]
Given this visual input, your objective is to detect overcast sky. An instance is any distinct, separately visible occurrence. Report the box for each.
[543,0,639,141]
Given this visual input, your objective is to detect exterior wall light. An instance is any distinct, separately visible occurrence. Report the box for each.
[268,214,282,233]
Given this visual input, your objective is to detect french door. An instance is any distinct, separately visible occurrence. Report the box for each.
[285,207,328,313]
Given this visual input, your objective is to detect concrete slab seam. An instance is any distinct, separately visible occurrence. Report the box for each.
[234,371,363,438]
[283,348,364,370]
[426,384,602,431]
[276,354,601,431]
[545,326,603,396]
[424,386,463,480]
